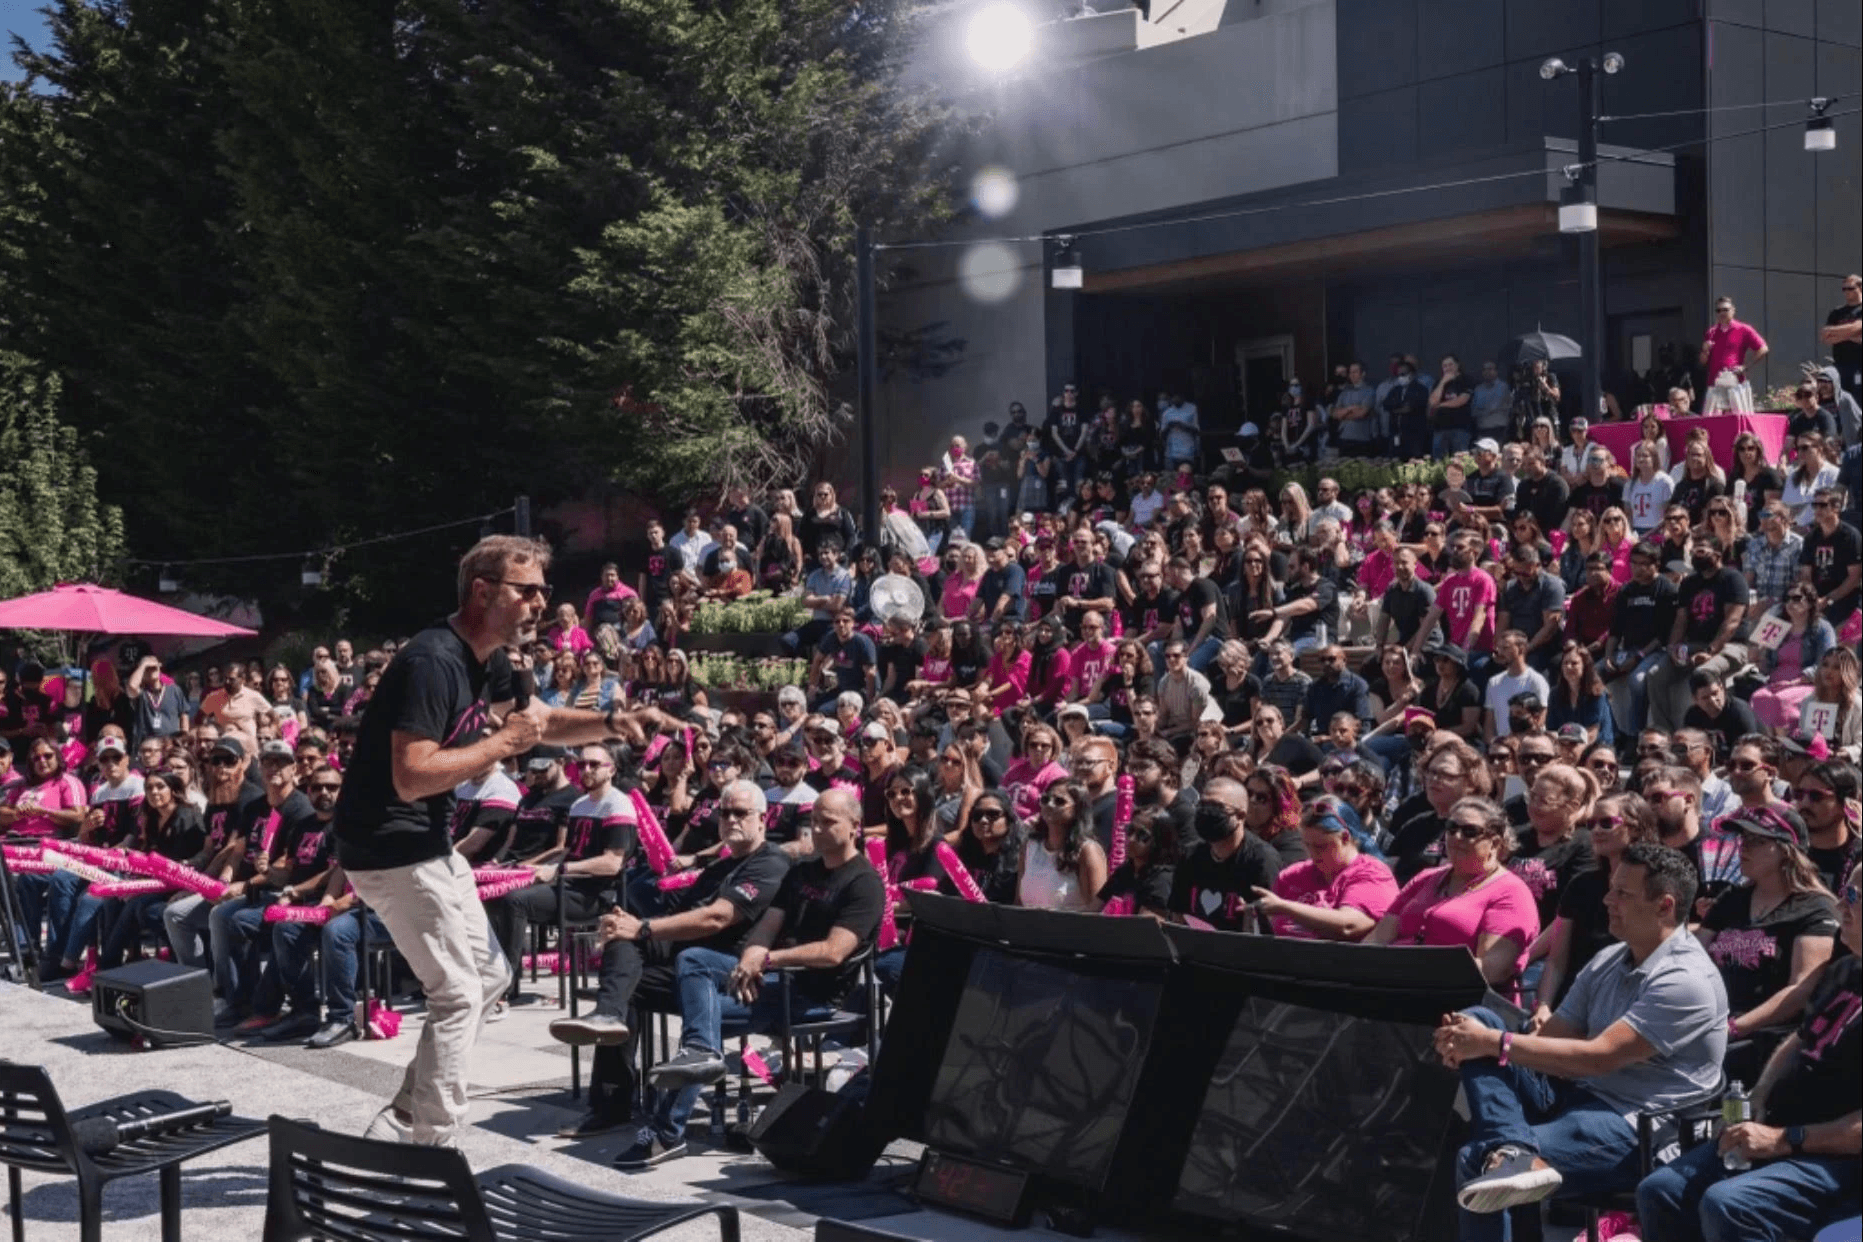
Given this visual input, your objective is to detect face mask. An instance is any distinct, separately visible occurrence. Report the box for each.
[1691,556,1715,574]
[1192,802,1236,843]
[1510,715,1530,733]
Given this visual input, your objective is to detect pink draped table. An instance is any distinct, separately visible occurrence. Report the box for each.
[1584,412,1789,471]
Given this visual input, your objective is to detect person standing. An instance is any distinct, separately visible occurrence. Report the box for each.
[1700,295,1768,406]
[334,535,635,1147]
[1819,274,1862,408]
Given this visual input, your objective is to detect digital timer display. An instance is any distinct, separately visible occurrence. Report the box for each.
[913,1149,1033,1225]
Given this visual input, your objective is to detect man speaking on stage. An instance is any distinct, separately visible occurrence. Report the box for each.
[333,534,635,1146]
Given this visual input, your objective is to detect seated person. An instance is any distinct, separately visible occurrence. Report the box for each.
[1257,795,1397,940]
[1367,797,1540,992]
[210,741,319,1028]
[483,742,635,1009]
[1636,860,1860,1242]
[1167,777,1282,933]
[643,789,882,1163]
[1434,844,1727,1234]
[547,778,791,1148]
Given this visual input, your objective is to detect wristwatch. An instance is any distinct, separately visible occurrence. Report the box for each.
[635,919,653,944]
[1786,1124,1806,1156]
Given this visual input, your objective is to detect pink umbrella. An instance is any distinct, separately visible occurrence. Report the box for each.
[0,583,256,638]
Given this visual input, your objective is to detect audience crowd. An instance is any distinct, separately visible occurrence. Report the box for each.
[4,279,1861,1236]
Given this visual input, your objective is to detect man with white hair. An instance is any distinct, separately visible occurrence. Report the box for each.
[549,777,791,1145]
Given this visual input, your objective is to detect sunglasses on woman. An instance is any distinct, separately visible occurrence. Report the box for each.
[1444,822,1492,842]
[972,807,1007,824]
[1039,794,1072,809]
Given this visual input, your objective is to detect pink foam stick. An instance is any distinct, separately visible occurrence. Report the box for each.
[8,858,54,874]
[656,869,703,892]
[1108,773,1134,872]
[471,867,534,884]
[40,850,117,885]
[740,1047,778,1087]
[867,837,901,952]
[519,951,566,976]
[124,852,228,900]
[1099,895,1136,918]
[264,904,333,925]
[2,843,42,864]
[49,841,129,870]
[933,841,986,904]
[630,788,678,875]
[476,875,538,901]
[88,878,171,899]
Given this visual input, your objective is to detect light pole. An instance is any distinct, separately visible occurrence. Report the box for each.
[1542,52,1622,427]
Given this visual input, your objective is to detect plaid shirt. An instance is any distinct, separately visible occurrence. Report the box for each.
[943,455,976,514]
[1742,530,1803,605]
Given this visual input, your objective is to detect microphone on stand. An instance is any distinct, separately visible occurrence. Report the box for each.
[69,1101,232,1156]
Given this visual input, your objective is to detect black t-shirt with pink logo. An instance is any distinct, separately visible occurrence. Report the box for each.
[334,623,513,872]
[275,802,335,890]
[634,543,681,612]
[1765,954,1861,1127]
[1060,561,1118,633]
[1120,587,1180,640]
[1702,887,1840,1015]
[1507,829,1595,929]
[1676,566,1750,646]
[1168,833,1282,932]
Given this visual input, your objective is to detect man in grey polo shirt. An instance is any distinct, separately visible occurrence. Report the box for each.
[1434,843,1728,1234]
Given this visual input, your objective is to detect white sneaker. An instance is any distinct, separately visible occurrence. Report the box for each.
[485,1000,509,1023]
[1457,1144,1563,1214]
[362,1106,413,1143]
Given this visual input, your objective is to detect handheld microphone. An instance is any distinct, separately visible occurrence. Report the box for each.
[69,1101,232,1156]
[513,668,535,712]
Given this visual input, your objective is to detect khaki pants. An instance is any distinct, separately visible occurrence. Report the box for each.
[345,851,511,1146]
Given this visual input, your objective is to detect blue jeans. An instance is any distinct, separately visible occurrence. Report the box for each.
[649,947,839,1146]
[1362,732,1412,775]
[1616,651,1666,739]
[271,908,389,1020]
[12,874,49,956]
[951,506,976,540]
[44,870,108,965]
[210,895,271,1006]
[1636,1138,1860,1242]
[100,892,169,968]
[1455,1007,1641,1241]
[1435,429,1472,459]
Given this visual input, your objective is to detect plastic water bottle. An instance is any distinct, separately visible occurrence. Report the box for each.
[1721,1080,1750,1171]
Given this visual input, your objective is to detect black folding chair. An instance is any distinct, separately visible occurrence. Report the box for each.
[261,1115,739,1242]
[1559,1076,1727,1242]
[0,1063,265,1242]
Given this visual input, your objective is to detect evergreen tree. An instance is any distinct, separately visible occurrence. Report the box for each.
[0,352,126,597]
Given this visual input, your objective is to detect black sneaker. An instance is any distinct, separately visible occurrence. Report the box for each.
[307,1020,358,1050]
[647,1048,727,1089]
[548,1013,631,1046]
[614,1131,688,1170]
[556,1110,632,1140]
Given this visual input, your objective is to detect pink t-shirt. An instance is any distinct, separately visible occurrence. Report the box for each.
[1271,854,1399,940]
[942,575,982,621]
[547,625,593,654]
[984,650,1032,710]
[7,772,88,837]
[1437,569,1498,653]
[1389,864,1540,985]
[1359,549,1396,601]
[1002,758,1068,822]
[1067,639,1118,698]
[1702,319,1765,380]
[918,655,952,687]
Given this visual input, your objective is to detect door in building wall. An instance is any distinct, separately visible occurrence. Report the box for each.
[1609,310,1687,410]
[1236,335,1294,429]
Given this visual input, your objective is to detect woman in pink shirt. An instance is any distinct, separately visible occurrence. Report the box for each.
[0,736,89,837]
[1259,795,1399,940]
[980,624,1032,713]
[544,602,594,655]
[1367,796,1540,991]
[1002,723,1069,824]
[939,544,986,622]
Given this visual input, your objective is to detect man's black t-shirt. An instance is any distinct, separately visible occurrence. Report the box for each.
[1801,522,1861,610]
[276,809,336,890]
[1060,561,1119,633]
[243,790,319,881]
[1176,576,1230,642]
[1265,732,1324,777]
[1513,473,1571,532]
[815,631,877,696]
[1434,374,1475,431]
[877,636,926,704]
[1569,479,1627,519]
[1828,304,1863,376]
[197,787,269,871]
[1168,833,1282,932]
[1553,866,1612,1006]
[636,545,681,613]
[1767,954,1861,1128]
[1507,828,1595,929]
[676,842,791,955]
[1613,576,1678,651]
[504,783,579,862]
[1808,835,1861,896]
[1681,698,1761,762]
[1676,567,1750,646]
[1122,587,1180,640]
[1282,577,1338,643]
[774,855,886,1001]
[1382,577,1440,647]
[334,624,512,872]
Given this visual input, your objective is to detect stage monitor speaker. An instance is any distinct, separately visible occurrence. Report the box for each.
[749,1082,884,1181]
[91,960,213,1047]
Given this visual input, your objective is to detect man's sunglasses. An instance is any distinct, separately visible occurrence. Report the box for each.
[478,576,552,604]
[1792,787,1834,805]
[206,755,240,768]
[308,783,343,794]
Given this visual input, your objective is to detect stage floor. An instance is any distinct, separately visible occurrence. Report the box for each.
[0,980,1129,1242]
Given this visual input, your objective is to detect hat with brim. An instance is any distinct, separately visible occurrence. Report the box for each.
[1722,805,1808,850]
[1425,643,1468,669]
